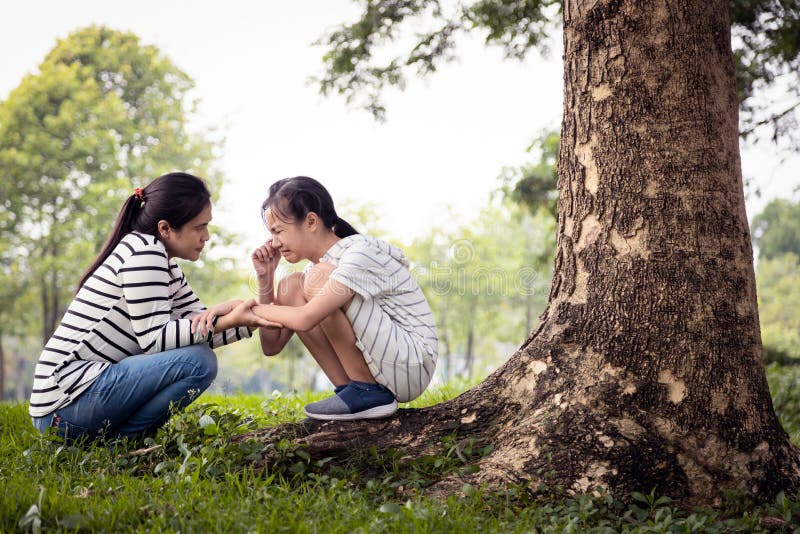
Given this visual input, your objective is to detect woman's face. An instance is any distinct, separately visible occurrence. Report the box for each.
[264,208,308,263]
[161,203,212,261]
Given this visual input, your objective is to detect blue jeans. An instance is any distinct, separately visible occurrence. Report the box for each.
[32,344,217,442]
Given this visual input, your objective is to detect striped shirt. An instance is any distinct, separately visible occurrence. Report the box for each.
[29,231,251,417]
[319,234,438,402]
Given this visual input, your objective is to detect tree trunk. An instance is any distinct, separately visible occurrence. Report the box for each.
[462,324,475,378]
[15,354,27,402]
[439,300,452,381]
[41,271,50,347]
[48,241,60,340]
[0,331,5,402]
[241,0,800,504]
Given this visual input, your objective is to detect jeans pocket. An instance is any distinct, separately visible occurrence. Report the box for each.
[47,413,92,445]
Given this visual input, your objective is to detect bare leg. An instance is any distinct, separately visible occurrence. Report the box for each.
[275,273,349,387]
[303,263,376,383]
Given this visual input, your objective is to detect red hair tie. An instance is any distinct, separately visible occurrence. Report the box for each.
[133,187,145,207]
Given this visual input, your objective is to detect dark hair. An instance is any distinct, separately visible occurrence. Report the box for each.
[262,176,359,238]
[78,172,211,288]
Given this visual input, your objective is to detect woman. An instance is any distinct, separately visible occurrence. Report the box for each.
[29,172,271,443]
[196,176,438,421]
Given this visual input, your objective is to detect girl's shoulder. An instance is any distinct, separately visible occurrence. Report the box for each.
[336,234,409,268]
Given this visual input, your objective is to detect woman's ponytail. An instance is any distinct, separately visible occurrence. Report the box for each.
[76,172,211,291]
[76,194,141,289]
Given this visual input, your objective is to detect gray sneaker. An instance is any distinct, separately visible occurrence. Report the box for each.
[303,383,398,421]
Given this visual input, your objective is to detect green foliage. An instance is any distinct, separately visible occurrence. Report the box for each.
[314,0,560,120]
[499,128,560,218]
[731,0,800,146]
[0,27,246,401]
[316,0,800,149]
[406,198,554,379]
[767,364,800,444]
[756,252,800,360]
[0,26,232,347]
[3,378,800,532]
[752,197,800,260]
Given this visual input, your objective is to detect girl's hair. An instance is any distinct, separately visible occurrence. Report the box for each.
[262,176,359,238]
[78,172,211,288]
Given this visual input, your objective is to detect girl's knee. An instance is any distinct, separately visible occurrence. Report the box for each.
[303,262,336,300]
[275,272,305,305]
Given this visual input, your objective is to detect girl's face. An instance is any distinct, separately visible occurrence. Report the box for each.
[264,208,309,263]
[161,203,212,261]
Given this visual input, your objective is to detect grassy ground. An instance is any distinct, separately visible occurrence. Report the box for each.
[2,370,800,532]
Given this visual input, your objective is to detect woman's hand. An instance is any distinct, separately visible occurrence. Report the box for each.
[191,299,242,336]
[251,240,281,278]
[224,299,283,331]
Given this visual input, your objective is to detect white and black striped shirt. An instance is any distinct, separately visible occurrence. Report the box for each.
[29,231,251,417]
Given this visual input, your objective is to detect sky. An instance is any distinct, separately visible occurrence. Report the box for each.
[1,0,798,257]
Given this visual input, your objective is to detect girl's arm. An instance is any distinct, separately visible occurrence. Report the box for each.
[252,242,295,356]
[256,275,295,356]
[251,278,354,332]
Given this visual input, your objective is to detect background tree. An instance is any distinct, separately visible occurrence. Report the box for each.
[731,0,800,149]
[751,196,800,260]
[756,253,800,361]
[248,0,800,504]
[500,129,560,219]
[0,26,240,397]
[405,198,552,382]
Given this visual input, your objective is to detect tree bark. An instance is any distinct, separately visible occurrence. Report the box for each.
[462,323,475,377]
[0,331,5,402]
[41,270,50,347]
[242,0,800,505]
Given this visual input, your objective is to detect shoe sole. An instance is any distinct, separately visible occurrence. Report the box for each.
[304,400,399,421]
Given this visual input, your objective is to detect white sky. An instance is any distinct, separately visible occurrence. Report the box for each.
[1,0,797,256]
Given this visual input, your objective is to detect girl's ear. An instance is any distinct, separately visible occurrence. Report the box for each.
[305,212,320,232]
[157,220,171,239]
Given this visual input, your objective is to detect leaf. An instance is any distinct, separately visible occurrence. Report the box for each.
[379,502,402,514]
[18,504,41,534]
[198,414,216,429]
[654,495,672,506]
[461,483,477,497]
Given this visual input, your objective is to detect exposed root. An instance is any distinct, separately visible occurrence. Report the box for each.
[234,337,800,506]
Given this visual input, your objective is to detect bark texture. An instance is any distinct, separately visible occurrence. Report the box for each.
[243,0,800,504]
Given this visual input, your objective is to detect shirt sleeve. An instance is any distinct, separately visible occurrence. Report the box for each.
[119,246,250,353]
[328,243,395,299]
[168,263,252,349]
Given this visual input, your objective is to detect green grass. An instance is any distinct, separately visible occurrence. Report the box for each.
[2,373,800,532]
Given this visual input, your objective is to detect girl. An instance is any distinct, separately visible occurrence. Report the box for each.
[199,176,438,421]
[29,172,271,443]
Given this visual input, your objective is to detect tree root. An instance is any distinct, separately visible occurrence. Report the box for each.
[234,338,800,506]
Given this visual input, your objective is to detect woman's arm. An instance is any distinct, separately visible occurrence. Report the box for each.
[251,277,354,332]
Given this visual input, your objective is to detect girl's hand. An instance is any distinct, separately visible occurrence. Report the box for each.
[251,240,281,278]
[191,299,242,336]
[228,299,283,330]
